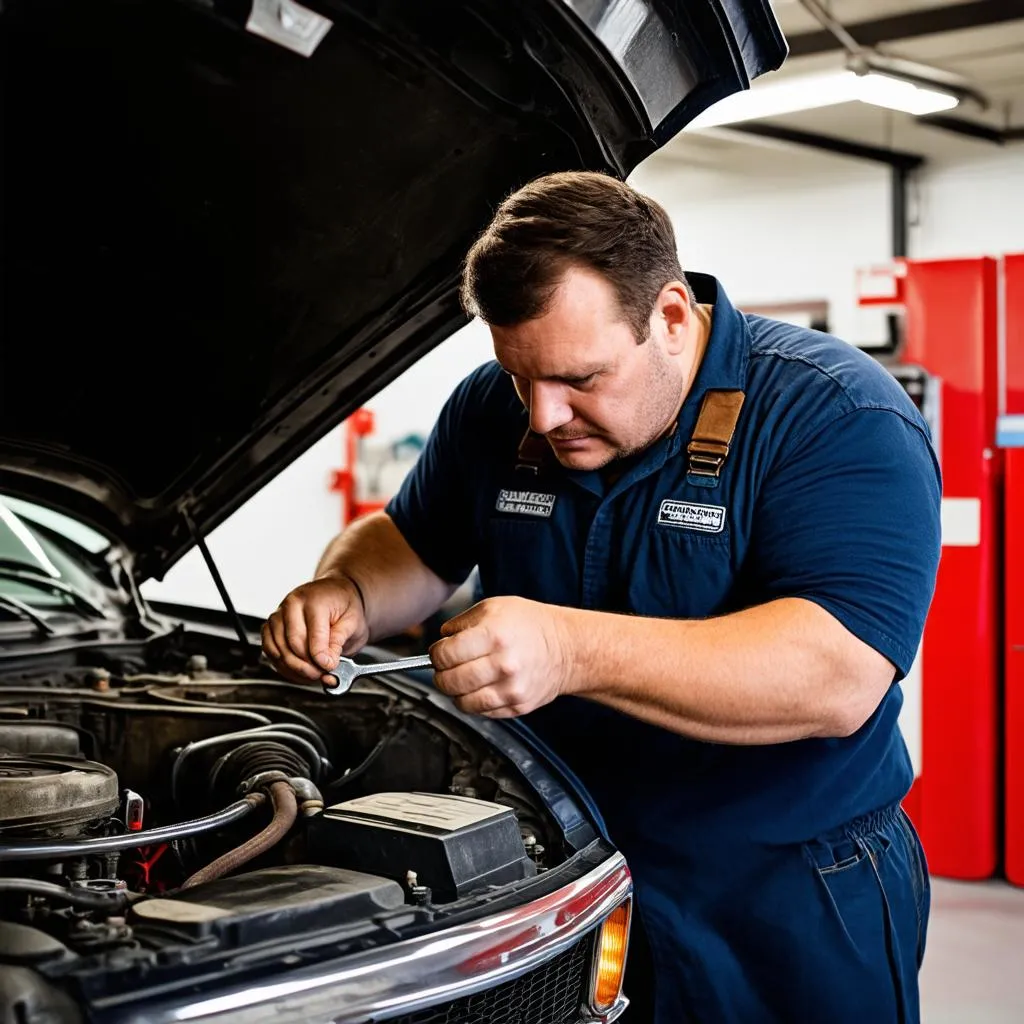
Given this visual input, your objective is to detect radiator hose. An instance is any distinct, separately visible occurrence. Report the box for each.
[180,780,298,889]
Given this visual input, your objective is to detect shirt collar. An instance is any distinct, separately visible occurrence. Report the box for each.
[686,272,750,398]
[661,273,750,463]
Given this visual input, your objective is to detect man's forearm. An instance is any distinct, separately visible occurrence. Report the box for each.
[316,512,457,641]
[559,597,895,743]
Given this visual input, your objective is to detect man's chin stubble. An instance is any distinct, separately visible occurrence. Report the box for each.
[550,443,634,472]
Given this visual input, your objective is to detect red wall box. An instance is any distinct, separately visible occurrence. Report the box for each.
[889,258,1002,880]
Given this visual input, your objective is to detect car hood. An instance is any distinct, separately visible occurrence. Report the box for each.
[0,0,785,581]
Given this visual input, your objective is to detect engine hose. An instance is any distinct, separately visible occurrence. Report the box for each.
[209,741,309,802]
[0,878,130,912]
[180,781,298,890]
[250,722,329,759]
[170,728,323,804]
[289,776,324,816]
[0,795,264,863]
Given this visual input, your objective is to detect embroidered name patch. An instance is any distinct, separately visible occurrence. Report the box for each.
[496,489,556,518]
[657,500,726,533]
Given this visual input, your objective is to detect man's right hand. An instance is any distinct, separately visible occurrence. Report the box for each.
[262,574,370,686]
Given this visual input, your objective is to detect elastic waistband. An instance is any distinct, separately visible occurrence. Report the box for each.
[806,801,904,848]
[839,801,902,842]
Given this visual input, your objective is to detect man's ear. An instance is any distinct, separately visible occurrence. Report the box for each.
[658,281,692,355]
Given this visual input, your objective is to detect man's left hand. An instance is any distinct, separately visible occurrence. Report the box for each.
[429,597,573,717]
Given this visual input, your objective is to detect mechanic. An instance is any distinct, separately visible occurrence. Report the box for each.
[263,171,941,1024]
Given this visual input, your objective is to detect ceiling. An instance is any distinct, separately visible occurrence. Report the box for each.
[658,0,1024,167]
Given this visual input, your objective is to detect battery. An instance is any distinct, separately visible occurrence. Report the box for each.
[307,791,536,902]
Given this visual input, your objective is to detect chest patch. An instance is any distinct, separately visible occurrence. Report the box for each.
[496,488,557,518]
[657,499,726,533]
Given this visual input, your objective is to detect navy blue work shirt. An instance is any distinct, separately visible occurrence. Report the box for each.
[386,273,941,846]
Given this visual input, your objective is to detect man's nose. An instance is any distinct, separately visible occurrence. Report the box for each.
[528,382,574,435]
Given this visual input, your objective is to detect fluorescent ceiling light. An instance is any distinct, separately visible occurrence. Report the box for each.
[687,68,958,129]
[856,71,959,116]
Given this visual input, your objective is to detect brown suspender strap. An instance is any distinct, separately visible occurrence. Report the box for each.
[687,390,746,478]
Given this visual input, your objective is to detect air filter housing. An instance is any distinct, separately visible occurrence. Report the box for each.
[0,755,119,838]
[308,792,536,902]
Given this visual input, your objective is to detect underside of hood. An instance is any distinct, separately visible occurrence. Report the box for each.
[0,0,786,580]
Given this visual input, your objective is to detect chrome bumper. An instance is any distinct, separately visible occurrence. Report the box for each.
[120,852,632,1024]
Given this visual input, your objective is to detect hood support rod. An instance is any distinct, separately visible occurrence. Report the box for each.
[183,510,254,658]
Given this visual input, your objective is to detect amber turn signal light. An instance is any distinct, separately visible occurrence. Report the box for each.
[590,898,631,1012]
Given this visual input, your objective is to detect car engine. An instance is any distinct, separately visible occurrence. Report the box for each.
[0,645,558,1016]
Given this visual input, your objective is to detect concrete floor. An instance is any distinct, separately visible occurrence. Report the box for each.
[920,878,1024,1022]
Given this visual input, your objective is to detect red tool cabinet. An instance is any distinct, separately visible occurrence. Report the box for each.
[1001,252,1024,887]
[868,258,1003,880]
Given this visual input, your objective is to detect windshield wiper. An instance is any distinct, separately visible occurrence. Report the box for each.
[0,594,57,634]
[0,561,109,619]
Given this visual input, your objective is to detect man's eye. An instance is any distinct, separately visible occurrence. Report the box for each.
[569,374,598,388]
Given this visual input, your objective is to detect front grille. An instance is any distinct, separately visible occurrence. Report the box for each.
[389,937,592,1024]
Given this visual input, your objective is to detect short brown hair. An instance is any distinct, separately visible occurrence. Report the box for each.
[460,171,690,341]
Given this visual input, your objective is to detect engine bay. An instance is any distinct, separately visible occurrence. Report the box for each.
[0,637,568,1012]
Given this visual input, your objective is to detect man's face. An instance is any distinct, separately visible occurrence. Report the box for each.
[490,265,693,471]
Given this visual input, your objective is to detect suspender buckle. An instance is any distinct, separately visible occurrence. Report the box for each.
[686,440,730,478]
[686,390,745,480]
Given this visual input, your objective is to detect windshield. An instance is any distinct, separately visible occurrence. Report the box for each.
[0,495,117,620]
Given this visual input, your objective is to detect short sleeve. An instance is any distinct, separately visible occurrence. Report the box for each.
[384,369,485,585]
[748,408,941,679]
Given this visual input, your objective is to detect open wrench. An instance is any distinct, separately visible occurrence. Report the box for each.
[322,654,434,696]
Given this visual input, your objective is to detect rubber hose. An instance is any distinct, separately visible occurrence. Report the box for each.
[180,781,298,889]
[0,795,263,862]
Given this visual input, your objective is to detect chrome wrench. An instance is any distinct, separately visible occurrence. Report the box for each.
[322,654,434,696]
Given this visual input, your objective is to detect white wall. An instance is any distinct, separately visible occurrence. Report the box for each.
[142,141,1024,619]
[628,146,894,344]
[364,318,495,444]
[910,148,1024,260]
[628,140,1024,335]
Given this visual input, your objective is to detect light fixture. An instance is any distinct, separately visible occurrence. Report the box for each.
[856,70,960,116]
[686,0,984,131]
[686,67,959,130]
[588,899,631,1014]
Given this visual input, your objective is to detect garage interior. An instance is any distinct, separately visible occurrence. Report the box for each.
[141,2,1023,1019]
[2,0,1023,1021]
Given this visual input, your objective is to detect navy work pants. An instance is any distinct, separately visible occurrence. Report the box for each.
[619,803,931,1023]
